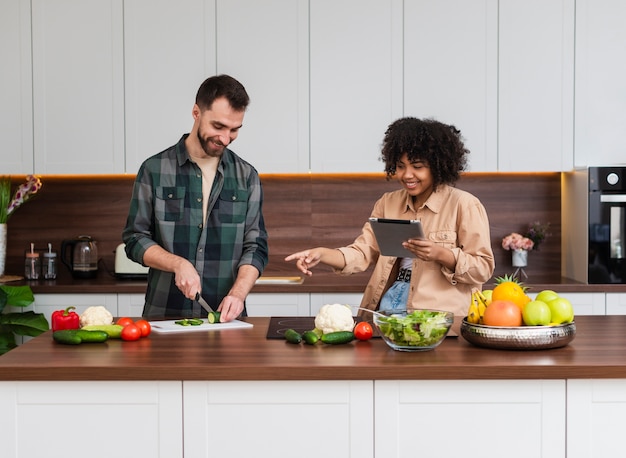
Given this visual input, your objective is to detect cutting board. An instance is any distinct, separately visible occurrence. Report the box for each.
[149,319,253,334]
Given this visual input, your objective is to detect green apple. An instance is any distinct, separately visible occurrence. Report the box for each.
[547,297,574,324]
[535,289,559,304]
[522,300,552,326]
[482,289,493,306]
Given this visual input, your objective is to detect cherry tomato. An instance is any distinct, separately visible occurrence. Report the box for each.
[135,319,152,337]
[116,317,134,327]
[354,321,374,341]
[121,323,142,341]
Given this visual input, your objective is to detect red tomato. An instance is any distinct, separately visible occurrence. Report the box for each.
[354,321,373,341]
[121,323,142,341]
[116,317,134,327]
[135,319,152,337]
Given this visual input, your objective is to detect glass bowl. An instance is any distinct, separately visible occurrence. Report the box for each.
[372,309,454,352]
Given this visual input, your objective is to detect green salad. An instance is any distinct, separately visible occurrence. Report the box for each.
[376,310,451,347]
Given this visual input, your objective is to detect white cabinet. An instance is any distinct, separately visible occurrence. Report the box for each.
[574,0,626,167]
[404,0,498,172]
[31,0,125,174]
[215,0,310,173]
[183,380,373,458]
[123,0,216,174]
[567,379,626,458]
[605,293,626,315]
[528,292,606,316]
[311,293,364,316]
[246,293,310,317]
[498,0,575,172]
[309,0,403,173]
[32,294,118,324]
[117,293,146,318]
[375,380,566,458]
[0,0,33,174]
[0,381,183,458]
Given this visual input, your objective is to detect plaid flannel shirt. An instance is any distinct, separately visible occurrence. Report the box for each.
[123,134,268,318]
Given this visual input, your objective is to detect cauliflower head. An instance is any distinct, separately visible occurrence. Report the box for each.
[314,303,355,334]
[79,306,114,327]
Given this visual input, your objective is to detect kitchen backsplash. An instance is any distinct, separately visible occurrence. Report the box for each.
[2,173,562,282]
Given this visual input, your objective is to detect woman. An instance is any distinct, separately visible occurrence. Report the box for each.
[285,117,495,318]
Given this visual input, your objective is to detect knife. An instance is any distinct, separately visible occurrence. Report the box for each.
[195,292,215,313]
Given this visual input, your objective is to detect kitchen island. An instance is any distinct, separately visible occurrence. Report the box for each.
[0,316,625,457]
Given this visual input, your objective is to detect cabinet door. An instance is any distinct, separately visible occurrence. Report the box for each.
[574,0,626,167]
[309,0,403,172]
[605,293,626,315]
[310,293,364,317]
[567,379,626,458]
[498,0,575,172]
[375,380,566,457]
[117,293,146,318]
[0,0,33,173]
[31,0,125,174]
[184,380,373,458]
[215,0,309,173]
[246,293,310,317]
[404,0,498,172]
[32,293,118,324]
[124,0,216,174]
[0,381,182,458]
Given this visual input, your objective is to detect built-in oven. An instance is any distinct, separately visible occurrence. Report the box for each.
[588,167,626,283]
[563,166,626,284]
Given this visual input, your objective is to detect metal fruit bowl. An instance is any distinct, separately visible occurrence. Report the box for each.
[460,318,576,350]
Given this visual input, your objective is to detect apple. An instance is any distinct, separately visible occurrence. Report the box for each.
[522,300,551,326]
[547,297,574,324]
[535,289,560,304]
[482,289,493,306]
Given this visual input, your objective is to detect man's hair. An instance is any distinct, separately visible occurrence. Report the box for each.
[195,74,250,111]
[380,117,469,189]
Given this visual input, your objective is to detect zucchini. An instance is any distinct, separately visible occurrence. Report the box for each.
[53,329,109,345]
[302,330,319,345]
[321,331,354,345]
[81,324,124,338]
[284,328,302,344]
[207,312,221,324]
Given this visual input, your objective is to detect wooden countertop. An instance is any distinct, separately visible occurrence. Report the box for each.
[1,316,626,381]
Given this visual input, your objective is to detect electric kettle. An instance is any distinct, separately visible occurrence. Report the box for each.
[61,235,99,278]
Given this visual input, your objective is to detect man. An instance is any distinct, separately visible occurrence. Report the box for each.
[123,75,268,321]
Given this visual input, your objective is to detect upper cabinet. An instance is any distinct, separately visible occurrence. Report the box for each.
[574,0,626,167]
[404,0,498,172]
[0,0,33,173]
[212,0,309,174]
[123,0,216,174]
[498,0,575,172]
[7,0,621,174]
[31,0,125,174]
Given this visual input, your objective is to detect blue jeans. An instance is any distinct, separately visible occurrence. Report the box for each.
[379,281,409,313]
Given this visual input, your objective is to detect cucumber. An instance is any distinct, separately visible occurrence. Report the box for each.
[174,318,204,326]
[321,331,354,345]
[81,324,124,338]
[207,312,221,324]
[75,330,109,343]
[284,328,302,344]
[302,330,319,345]
[53,329,109,345]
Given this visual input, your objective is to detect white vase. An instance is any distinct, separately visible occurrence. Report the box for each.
[0,223,6,277]
[512,249,528,268]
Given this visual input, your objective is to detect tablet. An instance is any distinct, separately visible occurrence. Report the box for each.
[369,217,425,257]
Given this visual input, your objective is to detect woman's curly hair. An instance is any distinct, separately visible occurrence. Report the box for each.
[380,117,469,189]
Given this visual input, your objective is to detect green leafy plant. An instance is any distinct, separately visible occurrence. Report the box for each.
[0,285,49,355]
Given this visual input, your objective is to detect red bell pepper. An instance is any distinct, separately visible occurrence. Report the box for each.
[51,306,80,331]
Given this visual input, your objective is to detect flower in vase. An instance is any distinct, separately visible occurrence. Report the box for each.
[502,232,534,251]
[0,175,43,224]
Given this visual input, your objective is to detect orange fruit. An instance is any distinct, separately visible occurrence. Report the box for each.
[492,280,530,311]
[482,300,523,327]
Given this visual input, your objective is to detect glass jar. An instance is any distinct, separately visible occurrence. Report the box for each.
[43,251,57,280]
[25,252,40,280]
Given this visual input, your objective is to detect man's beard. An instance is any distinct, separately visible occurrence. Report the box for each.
[197,130,225,158]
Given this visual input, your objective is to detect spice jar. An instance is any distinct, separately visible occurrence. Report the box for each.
[24,243,40,280]
[43,243,57,280]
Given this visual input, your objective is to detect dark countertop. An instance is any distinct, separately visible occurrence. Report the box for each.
[1,315,625,381]
[16,267,626,295]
